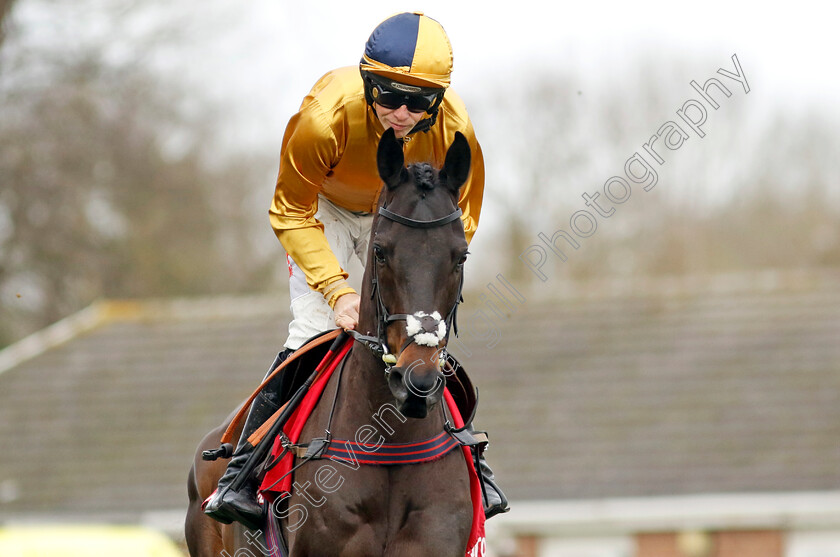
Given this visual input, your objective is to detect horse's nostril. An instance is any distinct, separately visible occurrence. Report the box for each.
[387,367,407,397]
[401,367,445,401]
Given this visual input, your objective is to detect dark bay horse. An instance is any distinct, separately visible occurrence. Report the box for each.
[187,128,475,556]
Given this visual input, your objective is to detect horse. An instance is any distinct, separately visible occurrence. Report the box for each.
[186,127,475,557]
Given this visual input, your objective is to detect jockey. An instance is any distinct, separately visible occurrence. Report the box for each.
[204,12,509,529]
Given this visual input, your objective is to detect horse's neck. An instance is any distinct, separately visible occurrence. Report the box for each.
[338,347,447,444]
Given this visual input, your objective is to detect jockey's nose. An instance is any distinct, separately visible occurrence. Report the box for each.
[393,104,411,118]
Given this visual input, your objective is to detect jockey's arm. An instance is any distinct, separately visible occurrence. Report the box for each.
[268,108,355,310]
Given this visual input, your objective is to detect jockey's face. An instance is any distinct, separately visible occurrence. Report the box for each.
[373,102,426,139]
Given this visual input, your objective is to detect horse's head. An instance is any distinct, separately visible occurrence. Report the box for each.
[360,127,471,419]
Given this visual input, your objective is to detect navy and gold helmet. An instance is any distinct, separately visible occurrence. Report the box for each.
[360,12,453,132]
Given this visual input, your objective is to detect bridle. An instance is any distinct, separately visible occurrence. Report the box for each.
[348,203,465,368]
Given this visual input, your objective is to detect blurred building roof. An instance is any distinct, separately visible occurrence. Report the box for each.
[1,270,839,528]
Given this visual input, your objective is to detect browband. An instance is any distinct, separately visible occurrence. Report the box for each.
[378,207,462,229]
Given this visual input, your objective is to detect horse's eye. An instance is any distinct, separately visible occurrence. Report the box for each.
[457,252,468,268]
[373,245,386,263]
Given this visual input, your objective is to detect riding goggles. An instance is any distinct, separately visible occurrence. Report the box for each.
[369,81,442,114]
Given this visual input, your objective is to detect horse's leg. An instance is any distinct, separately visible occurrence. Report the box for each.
[383,506,472,557]
[383,452,473,557]
[185,418,243,556]
[186,463,228,556]
[283,466,390,557]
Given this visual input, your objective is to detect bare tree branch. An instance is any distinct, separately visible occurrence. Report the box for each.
[0,0,15,47]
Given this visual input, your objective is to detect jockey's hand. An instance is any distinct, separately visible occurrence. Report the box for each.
[334,292,361,331]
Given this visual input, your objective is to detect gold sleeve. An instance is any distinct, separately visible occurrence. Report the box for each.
[432,94,484,245]
[268,103,354,306]
[458,121,485,245]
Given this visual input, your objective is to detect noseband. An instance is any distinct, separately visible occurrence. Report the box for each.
[349,204,464,367]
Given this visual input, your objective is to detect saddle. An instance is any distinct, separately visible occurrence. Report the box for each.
[217,329,340,448]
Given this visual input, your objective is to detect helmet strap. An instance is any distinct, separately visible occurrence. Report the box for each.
[407,109,438,135]
[408,91,444,134]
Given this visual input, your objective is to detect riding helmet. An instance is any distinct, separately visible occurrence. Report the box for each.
[360,12,452,130]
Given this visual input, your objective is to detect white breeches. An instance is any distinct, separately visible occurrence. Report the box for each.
[284,196,374,350]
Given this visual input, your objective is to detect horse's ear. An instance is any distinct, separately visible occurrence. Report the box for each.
[377,128,405,190]
[441,131,471,193]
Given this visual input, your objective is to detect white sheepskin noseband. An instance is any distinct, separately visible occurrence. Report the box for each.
[405,311,447,347]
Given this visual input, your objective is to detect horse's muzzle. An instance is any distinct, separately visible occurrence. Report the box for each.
[386,363,445,419]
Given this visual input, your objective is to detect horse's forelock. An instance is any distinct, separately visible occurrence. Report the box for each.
[412,164,437,192]
[380,162,453,218]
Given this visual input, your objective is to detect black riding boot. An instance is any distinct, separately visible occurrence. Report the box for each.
[473,432,509,519]
[444,359,510,520]
[204,349,293,530]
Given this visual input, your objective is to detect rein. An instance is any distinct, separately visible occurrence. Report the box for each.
[347,204,464,367]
